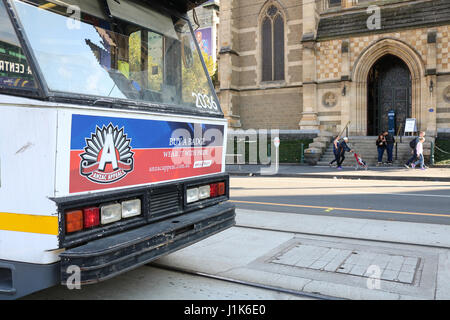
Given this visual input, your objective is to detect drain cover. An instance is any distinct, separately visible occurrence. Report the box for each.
[270,243,420,284]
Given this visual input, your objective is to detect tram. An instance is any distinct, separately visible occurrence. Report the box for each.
[0,0,234,299]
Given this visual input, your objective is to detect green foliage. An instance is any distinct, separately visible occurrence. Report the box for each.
[279,140,313,163]
[229,138,313,164]
[435,139,450,165]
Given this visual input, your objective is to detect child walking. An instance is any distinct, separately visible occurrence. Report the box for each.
[411,137,426,170]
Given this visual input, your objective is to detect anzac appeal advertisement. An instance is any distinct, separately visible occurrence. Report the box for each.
[69,114,224,193]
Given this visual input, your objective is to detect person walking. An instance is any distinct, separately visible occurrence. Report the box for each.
[404,131,426,168]
[336,137,353,169]
[329,135,340,167]
[411,137,426,170]
[376,133,387,166]
[383,131,395,165]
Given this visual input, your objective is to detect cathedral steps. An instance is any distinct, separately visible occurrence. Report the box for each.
[316,136,432,167]
[304,131,334,164]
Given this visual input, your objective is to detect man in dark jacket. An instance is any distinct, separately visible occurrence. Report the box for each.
[337,137,354,169]
[383,131,395,165]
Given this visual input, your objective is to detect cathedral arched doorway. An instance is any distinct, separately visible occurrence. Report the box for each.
[367,54,412,136]
[351,38,425,136]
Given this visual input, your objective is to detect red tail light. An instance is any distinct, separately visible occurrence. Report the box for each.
[83,207,100,229]
[210,183,218,198]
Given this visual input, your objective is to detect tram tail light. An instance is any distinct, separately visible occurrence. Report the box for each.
[187,181,226,204]
[83,207,100,229]
[122,199,141,218]
[64,198,142,234]
[101,203,122,225]
[186,188,199,203]
[66,210,83,233]
[198,185,211,200]
[218,182,225,196]
[210,182,226,198]
[210,183,218,198]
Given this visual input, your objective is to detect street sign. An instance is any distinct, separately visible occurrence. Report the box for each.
[274,137,280,148]
[404,118,417,133]
[388,110,396,135]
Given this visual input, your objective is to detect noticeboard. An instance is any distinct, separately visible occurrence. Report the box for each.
[404,118,417,133]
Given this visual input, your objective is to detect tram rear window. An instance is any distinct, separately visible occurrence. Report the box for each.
[12,0,221,115]
[0,1,36,91]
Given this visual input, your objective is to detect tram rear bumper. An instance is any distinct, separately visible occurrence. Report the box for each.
[59,202,235,285]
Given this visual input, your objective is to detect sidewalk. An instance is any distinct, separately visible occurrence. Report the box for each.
[226,164,450,182]
[154,209,450,300]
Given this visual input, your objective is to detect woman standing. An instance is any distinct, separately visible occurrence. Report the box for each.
[376,133,387,166]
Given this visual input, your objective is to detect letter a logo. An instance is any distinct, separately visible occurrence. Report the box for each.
[80,123,134,184]
[98,128,119,171]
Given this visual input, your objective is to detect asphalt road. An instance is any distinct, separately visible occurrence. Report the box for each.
[230,177,450,225]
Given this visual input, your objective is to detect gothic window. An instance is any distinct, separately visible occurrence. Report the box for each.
[261,5,284,82]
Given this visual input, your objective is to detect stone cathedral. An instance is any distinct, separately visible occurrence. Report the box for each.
[217,0,450,161]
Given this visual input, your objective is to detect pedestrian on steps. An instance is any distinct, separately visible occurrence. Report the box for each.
[383,131,395,165]
[329,135,340,167]
[376,133,387,166]
[337,137,353,169]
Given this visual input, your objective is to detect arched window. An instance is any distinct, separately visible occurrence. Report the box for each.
[261,5,284,82]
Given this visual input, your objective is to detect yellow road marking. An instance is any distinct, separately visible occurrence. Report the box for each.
[231,200,450,219]
[0,212,59,235]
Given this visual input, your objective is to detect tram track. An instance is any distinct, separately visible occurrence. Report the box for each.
[233,223,450,250]
[147,263,341,300]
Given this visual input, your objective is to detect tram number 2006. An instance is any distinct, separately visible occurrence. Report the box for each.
[192,92,218,110]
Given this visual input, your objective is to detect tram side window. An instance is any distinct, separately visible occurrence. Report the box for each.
[0,1,36,91]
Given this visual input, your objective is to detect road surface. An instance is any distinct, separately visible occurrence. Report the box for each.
[230,177,450,225]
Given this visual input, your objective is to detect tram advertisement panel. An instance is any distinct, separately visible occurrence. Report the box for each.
[69,114,224,194]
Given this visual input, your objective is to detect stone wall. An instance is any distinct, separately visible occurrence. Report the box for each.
[239,87,303,129]
[218,0,304,130]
